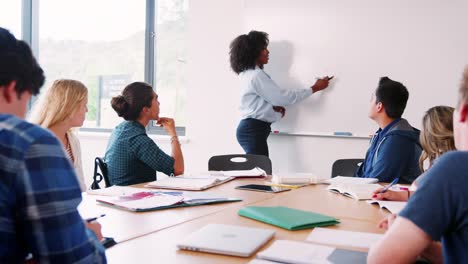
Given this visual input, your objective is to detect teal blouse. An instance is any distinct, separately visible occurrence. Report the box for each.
[105,121,174,186]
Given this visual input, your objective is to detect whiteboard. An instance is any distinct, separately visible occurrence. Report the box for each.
[244,0,467,136]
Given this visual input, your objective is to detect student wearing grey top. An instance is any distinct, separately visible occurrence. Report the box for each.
[229,30,332,157]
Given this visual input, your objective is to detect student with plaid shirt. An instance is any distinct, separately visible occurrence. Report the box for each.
[105,82,184,186]
[0,27,106,263]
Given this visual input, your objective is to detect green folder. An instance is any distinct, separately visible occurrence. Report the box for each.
[238,206,339,230]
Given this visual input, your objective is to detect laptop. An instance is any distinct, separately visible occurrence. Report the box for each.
[177,224,275,257]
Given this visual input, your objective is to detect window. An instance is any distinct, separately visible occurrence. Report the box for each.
[153,0,188,129]
[31,0,187,134]
[38,0,146,129]
[0,0,22,39]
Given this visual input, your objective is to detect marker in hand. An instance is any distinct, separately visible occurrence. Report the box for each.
[379,178,399,194]
[316,76,334,81]
[86,214,106,223]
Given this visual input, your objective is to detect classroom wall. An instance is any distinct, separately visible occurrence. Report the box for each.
[246,0,465,135]
[78,0,467,188]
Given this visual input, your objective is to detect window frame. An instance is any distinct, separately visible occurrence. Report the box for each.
[22,0,186,136]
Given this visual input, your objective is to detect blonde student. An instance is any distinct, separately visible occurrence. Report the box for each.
[368,67,468,264]
[30,79,88,191]
[372,105,456,201]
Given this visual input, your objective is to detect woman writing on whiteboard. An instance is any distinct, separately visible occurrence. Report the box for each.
[229,30,332,157]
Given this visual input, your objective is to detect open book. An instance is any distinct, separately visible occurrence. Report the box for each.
[144,175,234,191]
[96,190,241,212]
[327,183,382,200]
[323,176,379,185]
[255,240,367,264]
[367,200,407,214]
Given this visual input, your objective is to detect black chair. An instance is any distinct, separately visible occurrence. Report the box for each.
[90,157,112,190]
[331,159,364,178]
[208,154,272,175]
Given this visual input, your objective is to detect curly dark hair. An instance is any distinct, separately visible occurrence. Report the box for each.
[229,30,269,74]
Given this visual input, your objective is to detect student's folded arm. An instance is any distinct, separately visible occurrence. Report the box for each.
[252,71,312,106]
[371,137,412,182]
[22,137,106,263]
[132,135,177,176]
[368,217,432,264]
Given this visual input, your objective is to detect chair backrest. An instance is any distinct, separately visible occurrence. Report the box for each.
[208,154,272,175]
[91,157,112,190]
[331,159,364,178]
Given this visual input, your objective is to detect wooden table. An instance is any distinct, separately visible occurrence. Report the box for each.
[104,184,390,263]
[78,178,280,243]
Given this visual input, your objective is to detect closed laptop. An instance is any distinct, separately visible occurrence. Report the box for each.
[177,224,275,257]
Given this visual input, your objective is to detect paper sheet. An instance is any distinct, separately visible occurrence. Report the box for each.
[257,240,334,264]
[306,228,383,249]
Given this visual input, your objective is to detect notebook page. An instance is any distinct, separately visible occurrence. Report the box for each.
[324,176,379,185]
[211,167,267,177]
[145,177,221,190]
[344,184,382,200]
[367,200,407,214]
[307,228,383,249]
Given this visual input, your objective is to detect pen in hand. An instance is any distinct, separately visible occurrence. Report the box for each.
[379,178,399,193]
[85,214,106,223]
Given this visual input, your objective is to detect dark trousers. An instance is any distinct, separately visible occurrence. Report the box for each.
[236,118,271,157]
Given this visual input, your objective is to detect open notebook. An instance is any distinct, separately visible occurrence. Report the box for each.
[327,183,382,200]
[145,175,234,191]
[323,176,379,185]
[210,167,267,178]
[96,190,241,212]
[367,200,407,214]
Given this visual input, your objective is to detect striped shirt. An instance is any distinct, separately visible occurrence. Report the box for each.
[105,121,175,186]
[0,114,106,263]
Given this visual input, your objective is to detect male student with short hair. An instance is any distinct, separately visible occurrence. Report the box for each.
[368,67,468,263]
[355,77,422,184]
[0,27,106,263]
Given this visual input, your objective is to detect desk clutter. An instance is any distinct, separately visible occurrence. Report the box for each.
[177,224,380,263]
[81,172,407,263]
